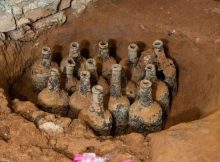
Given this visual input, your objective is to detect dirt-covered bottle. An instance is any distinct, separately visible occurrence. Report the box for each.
[85,58,110,96]
[79,85,112,136]
[60,42,86,77]
[38,68,69,116]
[69,71,91,118]
[94,41,117,81]
[144,64,170,114]
[129,79,163,134]
[31,46,58,91]
[119,43,140,101]
[64,58,78,95]
[152,40,177,96]
[108,64,130,135]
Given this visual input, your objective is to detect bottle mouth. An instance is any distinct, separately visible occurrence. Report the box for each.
[92,85,104,94]
[70,42,79,49]
[50,68,59,76]
[140,79,152,89]
[42,46,51,56]
[80,71,90,79]
[86,58,96,70]
[87,58,95,65]
[128,43,138,51]
[145,64,156,71]
[111,64,122,71]
[66,58,75,67]
[152,40,163,49]
[99,41,108,49]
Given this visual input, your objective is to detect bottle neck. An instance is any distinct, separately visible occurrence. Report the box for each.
[128,43,138,67]
[66,59,75,79]
[79,72,90,96]
[110,65,122,98]
[99,48,110,60]
[138,80,153,107]
[92,85,104,113]
[47,75,60,92]
[145,64,157,82]
[86,59,98,84]
[129,59,138,69]
[66,73,73,79]
[98,41,110,60]
[69,42,80,60]
[41,47,52,69]
[152,40,165,55]
[42,59,51,69]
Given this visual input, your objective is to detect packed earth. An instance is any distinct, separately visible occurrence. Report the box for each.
[0,0,220,162]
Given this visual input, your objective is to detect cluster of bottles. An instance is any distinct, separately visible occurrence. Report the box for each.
[31,40,177,136]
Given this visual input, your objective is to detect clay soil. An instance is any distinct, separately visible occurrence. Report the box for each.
[1,0,220,161]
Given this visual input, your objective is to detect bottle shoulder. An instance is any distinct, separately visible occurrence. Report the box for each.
[153,80,169,98]
[38,89,69,107]
[108,95,130,106]
[130,101,162,113]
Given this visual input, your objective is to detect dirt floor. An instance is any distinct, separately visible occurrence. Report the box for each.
[1,0,220,161]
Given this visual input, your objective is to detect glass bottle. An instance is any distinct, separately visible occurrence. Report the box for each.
[79,85,112,136]
[138,49,156,70]
[152,40,177,96]
[119,43,139,101]
[31,46,58,91]
[144,64,170,114]
[108,64,130,135]
[38,68,69,116]
[69,71,91,118]
[85,58,110,96]
[129,79,163,134]
[60,42,86,77]
[94,41,117,81]
[64,58,78,95]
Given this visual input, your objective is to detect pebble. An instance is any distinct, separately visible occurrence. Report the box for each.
[214,39,220,44]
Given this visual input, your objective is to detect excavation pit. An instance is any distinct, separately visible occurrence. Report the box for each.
[0,0,220,161]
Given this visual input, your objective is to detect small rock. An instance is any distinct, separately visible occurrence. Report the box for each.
[39,122,64,133]
[23,0,60,22]
[17,17,31,27]
[214,39,220,44]
[12,6,23,17]
[195,37,200,43]
[71,0,93,15]
[0,33,6,41]
[0,12,17,32]
[33,11,66,32]
[59,0,72,10]
[212,7,220,14]
[9,25,35,41]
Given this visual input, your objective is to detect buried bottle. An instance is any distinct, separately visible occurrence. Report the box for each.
[85,58,110,96]
[79,85,112,136]
[152,40,177,96]
[94,41,117,81]
[69,70,91,118]
[144,64,170,114]
[119,43,139,101]
[38,68,69,116]
[60,42,86,77]
[31,46,58,91]
[120,43,143,83]
[108,64,130,135]
[64,58,78,95]
[129,79,163,134]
